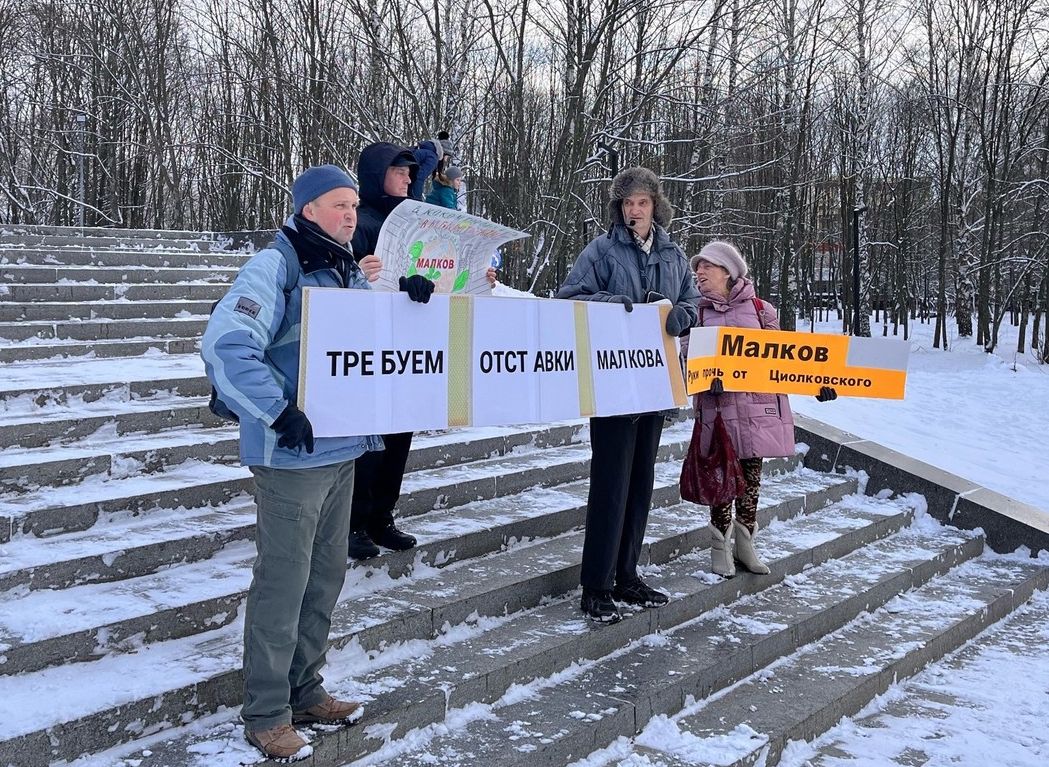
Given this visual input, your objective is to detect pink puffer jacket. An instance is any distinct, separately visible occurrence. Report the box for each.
[681,278,795,459]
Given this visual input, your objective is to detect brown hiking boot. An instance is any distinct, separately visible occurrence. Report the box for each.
[292,695,364,725]
[245,723,308,760]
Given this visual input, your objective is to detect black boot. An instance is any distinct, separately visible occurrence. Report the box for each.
[369,524,416,551]
[612,577,670,608]
[580,588,622,623]
[347,530,380,560]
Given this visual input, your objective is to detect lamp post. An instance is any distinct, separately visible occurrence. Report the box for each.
[851,204,867,335]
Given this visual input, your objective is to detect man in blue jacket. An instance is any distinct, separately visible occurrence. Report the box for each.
[556,166,699,624]
[202,165,432,759]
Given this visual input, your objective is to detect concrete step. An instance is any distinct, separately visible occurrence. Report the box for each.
[0,395,218,449]
[0,355,206,414]
[0,420,592,541]
[0,424,239,494]
[0,224,228,240]
[2,464,251,543]
[799,584,1049,767]
[630,554,1049,767]
[0,249,248,269]
[0,264,236,284]
[370,517,989,767]
[0,299,216,322]
[0,475,861,766]
[0,317,208,343]
[0,283,230,302]
[0,335,201,362]
[0,231,227,250]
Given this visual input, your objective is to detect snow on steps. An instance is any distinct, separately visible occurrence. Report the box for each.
[0,473,863,766]
[0,460,832,679]
[794,584,1049,767]
[0,228,237,364]
[0,336,202,363]
[357,536,1049,767]
[1,283,230,303]
[0,226,229,250]
[0,227,1045,767]
[0,264,237,285]
[40,497,1049,767]
[0,249,247,269]
[0,299,217,323]
[0,316,209,344]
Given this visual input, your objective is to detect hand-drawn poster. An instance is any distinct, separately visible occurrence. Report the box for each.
[371,200,529,295]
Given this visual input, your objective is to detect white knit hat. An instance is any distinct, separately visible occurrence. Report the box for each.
[689,240,748,280]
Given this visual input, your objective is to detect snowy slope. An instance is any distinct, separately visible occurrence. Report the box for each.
[792,316,1047,513]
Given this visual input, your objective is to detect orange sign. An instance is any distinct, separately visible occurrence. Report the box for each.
[684,326,908,399]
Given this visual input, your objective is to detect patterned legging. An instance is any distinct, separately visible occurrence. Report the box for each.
[710,457,763,533]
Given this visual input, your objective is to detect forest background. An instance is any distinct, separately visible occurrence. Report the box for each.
[1,0,1046,352]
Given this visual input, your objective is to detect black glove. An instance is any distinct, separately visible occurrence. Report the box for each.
[609,294,633,312]
[399,275,435,303]
[271,404,315,454]
[709,377,725,396]
[816,386,837,402]
[665,306,692,336]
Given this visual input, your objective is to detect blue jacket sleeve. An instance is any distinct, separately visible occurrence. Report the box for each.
[555,240,618,302]
[201,249,289,425]
[409,141,441,200]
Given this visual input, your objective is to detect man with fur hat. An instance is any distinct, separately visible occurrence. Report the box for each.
[556,166,699,623]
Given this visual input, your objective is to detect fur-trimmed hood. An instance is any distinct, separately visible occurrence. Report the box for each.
[607,166,674,228]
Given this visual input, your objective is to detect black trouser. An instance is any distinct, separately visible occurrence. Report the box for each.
[580,413,664,592]
[350,431,413,534]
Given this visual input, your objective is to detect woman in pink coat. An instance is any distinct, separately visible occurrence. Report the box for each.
[684,241,835,577]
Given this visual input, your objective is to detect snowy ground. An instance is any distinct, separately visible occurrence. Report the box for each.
[504,284,1047,514]
[571,554,1049,767]
[791,314,1048,514]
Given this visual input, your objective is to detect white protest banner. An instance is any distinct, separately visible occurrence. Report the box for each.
[684,326,909,399]
[298,288,687,436]
[371,199,529,295]
[298,289,451,435]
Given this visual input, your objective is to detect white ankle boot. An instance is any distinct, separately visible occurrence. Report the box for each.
[709,524,736,578]
[733,519,770,574]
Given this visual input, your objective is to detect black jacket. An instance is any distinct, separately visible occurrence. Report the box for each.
[351,142,419,261]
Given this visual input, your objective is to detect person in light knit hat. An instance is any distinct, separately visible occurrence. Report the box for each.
[690,240,748,282]
[683,239,836,580]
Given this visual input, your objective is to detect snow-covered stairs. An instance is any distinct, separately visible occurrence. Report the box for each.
[1,226,1047,767]
[0,225,242,362]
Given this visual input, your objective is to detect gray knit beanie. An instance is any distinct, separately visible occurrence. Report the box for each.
[607,167,674,228]
[689,240,748,281]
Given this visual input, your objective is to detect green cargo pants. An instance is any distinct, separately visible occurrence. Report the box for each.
[242,459,354,730]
